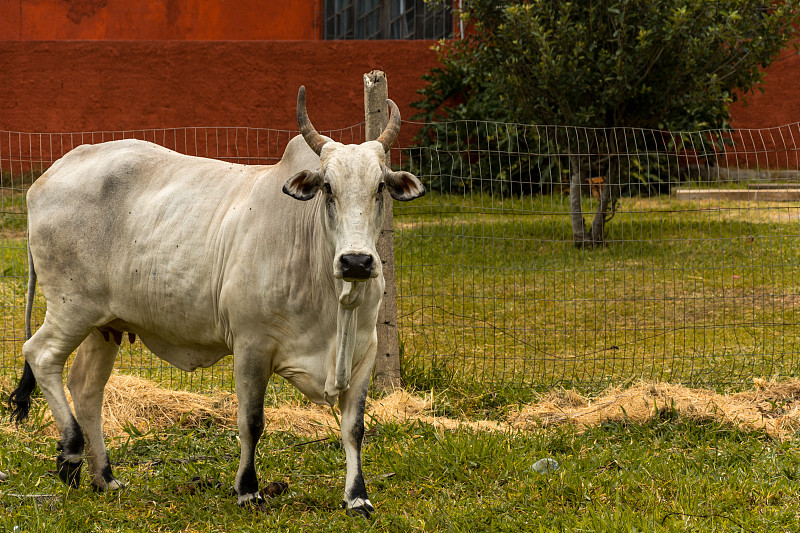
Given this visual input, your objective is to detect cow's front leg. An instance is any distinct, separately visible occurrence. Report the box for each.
[233,352,270,506]
[338,345,377,517]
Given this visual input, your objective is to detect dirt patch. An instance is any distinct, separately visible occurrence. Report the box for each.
[2,373,800,440]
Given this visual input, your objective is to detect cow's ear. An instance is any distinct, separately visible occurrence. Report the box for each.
[384,170,426,201]
[283,169,323,201]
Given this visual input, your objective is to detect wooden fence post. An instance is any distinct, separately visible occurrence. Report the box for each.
[364,70,403,391]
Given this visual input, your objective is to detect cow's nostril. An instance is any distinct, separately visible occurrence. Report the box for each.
[340,254,373,280]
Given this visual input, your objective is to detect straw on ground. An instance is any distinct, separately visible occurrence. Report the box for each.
[4,373,799,440]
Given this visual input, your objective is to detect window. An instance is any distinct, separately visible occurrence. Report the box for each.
[324,0,453,40]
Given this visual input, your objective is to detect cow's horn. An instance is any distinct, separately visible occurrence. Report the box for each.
[375,99,401,152]
[297,86,328,155]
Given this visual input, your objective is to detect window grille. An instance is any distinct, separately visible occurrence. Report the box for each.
[324,0,453,40]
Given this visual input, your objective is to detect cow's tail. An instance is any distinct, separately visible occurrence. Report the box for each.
[8,240,38,423]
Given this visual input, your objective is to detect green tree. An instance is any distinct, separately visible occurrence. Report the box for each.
[414,0,799,246]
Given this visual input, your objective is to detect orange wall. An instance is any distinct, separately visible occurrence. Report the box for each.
[0,40,438,139]
[1,0,798,134]
[1,0,321,40]
[729,46,800,130]
[1,37,797,133]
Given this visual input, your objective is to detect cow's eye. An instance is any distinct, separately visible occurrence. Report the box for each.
[377,182,385,194]
[323,183,332,195]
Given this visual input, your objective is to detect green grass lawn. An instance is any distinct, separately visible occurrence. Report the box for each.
[3,190,800,531]
[1,402,799,532]
[3,191,800,393]
[395,192,800,391]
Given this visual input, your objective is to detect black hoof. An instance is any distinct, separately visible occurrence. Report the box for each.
[344,499,375,518]
[56,456,83,488]
[237,492,266,509]
[91,478,125,493]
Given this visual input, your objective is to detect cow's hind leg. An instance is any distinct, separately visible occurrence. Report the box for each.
[338,345,377,517]
[22,316,93,488]
[68,328,122,491]
[232,351,271,506]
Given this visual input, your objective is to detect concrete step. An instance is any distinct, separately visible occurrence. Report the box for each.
[674,188,800,201]
[747,183,800,189]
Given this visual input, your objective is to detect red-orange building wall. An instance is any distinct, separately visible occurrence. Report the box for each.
[0,1,438,137]
[1,0,322,40]
[728,46,800,130]
[0,40,437,140]
[1,0,798,136]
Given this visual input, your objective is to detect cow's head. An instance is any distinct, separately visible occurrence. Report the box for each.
[283,86,425,283]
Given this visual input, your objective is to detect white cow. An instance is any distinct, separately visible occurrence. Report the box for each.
[8,86,425,517]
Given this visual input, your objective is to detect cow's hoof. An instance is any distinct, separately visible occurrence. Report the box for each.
[56,456,83,488]
[92,477,125,492]
[237,491,265,509]
[344,497,374,518]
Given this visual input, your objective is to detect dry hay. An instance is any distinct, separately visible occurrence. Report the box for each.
[3,373,800,441]
[510,379,800,440]
[369,388,506,433]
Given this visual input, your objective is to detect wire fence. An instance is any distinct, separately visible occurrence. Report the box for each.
[2,122,800,392]
[0,125,364,392]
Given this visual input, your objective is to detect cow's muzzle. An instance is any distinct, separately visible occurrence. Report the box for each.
[339,254,374,281]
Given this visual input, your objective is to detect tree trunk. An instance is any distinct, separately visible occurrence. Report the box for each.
[590,176,612,244]
[589,150,617,245]
[569,154,591,248]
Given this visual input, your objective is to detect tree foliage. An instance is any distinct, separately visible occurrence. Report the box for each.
[415,0,799,130]
[410,0,799,245]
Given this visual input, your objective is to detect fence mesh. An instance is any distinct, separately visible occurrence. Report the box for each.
[394,121,800,390]
[2,122,800,392]
[0,125,364,392]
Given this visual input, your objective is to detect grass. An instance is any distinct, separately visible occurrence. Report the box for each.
[394,191,800,391]
[4,191,800,393]
[1,399,799,532]
[3,189,800,530]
